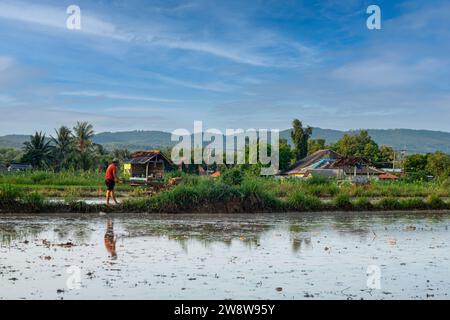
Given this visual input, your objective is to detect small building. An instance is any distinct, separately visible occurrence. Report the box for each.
[0,163,7,173]
[280,150,395,182]
[331,157,385,182]
[8,163,33,172]
[123,150,173,184]
[280,149,341,178]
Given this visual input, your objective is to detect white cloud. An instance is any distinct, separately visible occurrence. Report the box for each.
[60,91,182,103]
[331,57,443,88]
[0,1,314,67]
[150,72,238,93]
[0,0,128,40]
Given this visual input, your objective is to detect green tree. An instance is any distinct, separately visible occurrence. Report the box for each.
[403,153,429,181]
[308,139,326,155]
[404,154,428,172]
[426,152,450,179]
[379,145,395,162]
[334,130,380,160]
[51,126,73,169]
[0,148,23,165]
[21,132,54,168]
[73,121,95,170]
[290,119,312,161]
[279,138,292,171]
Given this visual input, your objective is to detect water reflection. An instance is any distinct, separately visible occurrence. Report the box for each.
[121,219,272,249]
[289,223,312,253]
[104,218,117,260]
[0,212,449,250]
[0,212,449,299]
[0,222,46,246]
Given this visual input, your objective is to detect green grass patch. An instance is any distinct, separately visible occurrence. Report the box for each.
[334,194,353,210]
[287,191,322,211]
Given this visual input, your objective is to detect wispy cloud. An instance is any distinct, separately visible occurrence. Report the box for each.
[0,1,315,67]
[149,72,238,93]
[331,58,443,87]
[0,1,126,40]
[60,91,182,103]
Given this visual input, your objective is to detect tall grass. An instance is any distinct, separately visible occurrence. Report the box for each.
[0,170,104,186]
[0,185,21,204]
[123,175,284,213]
[1,171,450,213]
[287,191,322,211]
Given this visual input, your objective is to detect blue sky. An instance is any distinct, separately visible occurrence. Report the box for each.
[0,0,449,135]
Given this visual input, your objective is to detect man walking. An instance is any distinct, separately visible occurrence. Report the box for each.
[105,158,120,208]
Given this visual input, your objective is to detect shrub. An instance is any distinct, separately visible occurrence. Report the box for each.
[353,197,373,211]
[426,195,447,209]
[0,185,21,204]
[287,191,322,211]
[240,178,284,210]
[377,198,402,210]
[399,198,426,210]
[305,175,331,186]
[221,168,244,186]
[23,192,45,208]
[440,177,450,189]
[334,194,353,210]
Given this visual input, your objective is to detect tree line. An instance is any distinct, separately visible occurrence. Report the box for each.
[283,119,450,181]
[1,118,449,181]
[18,122,130,171]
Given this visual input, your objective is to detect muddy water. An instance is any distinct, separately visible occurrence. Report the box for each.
[0,212,449,300]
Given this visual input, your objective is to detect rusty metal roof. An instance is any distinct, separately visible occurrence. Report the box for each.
[126,150,173,165]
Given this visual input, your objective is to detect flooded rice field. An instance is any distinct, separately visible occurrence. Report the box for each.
[0,212,449,300]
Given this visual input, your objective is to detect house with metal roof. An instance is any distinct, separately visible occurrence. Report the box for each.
[330,156,388,182]
[280,150,394,182]
[7,163,33,172]
[280,149,341,178]
[123,150,173,184]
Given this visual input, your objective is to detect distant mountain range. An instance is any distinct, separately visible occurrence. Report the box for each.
[1,128,450,154]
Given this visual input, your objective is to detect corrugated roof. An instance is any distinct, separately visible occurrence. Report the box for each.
[126,150,173,165]
[282,149,341,175]
[9,163,32,169]
[331,156,372,167]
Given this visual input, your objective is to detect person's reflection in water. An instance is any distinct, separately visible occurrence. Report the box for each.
[104,218,117,260]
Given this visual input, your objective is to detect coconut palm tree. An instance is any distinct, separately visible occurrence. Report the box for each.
[73,122,95,170]
[51,126,73,169]
[73,121,94,153]
[22,132,54,168]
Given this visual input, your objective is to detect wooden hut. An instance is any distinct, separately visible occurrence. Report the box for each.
[123,151,173,184]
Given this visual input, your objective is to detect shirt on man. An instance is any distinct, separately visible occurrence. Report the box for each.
[105,164,117,181]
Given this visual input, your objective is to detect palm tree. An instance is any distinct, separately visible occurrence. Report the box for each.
[22,132,54,168]
[51,126,73,169]
[73,121,94,153]
[73,122,95,170]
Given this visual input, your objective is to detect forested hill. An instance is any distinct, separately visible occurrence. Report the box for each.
[1,128,450,154]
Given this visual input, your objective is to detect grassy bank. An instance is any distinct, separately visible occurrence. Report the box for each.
[0,170,133,197]
[2,171,450,199]
[1,176,450,214]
